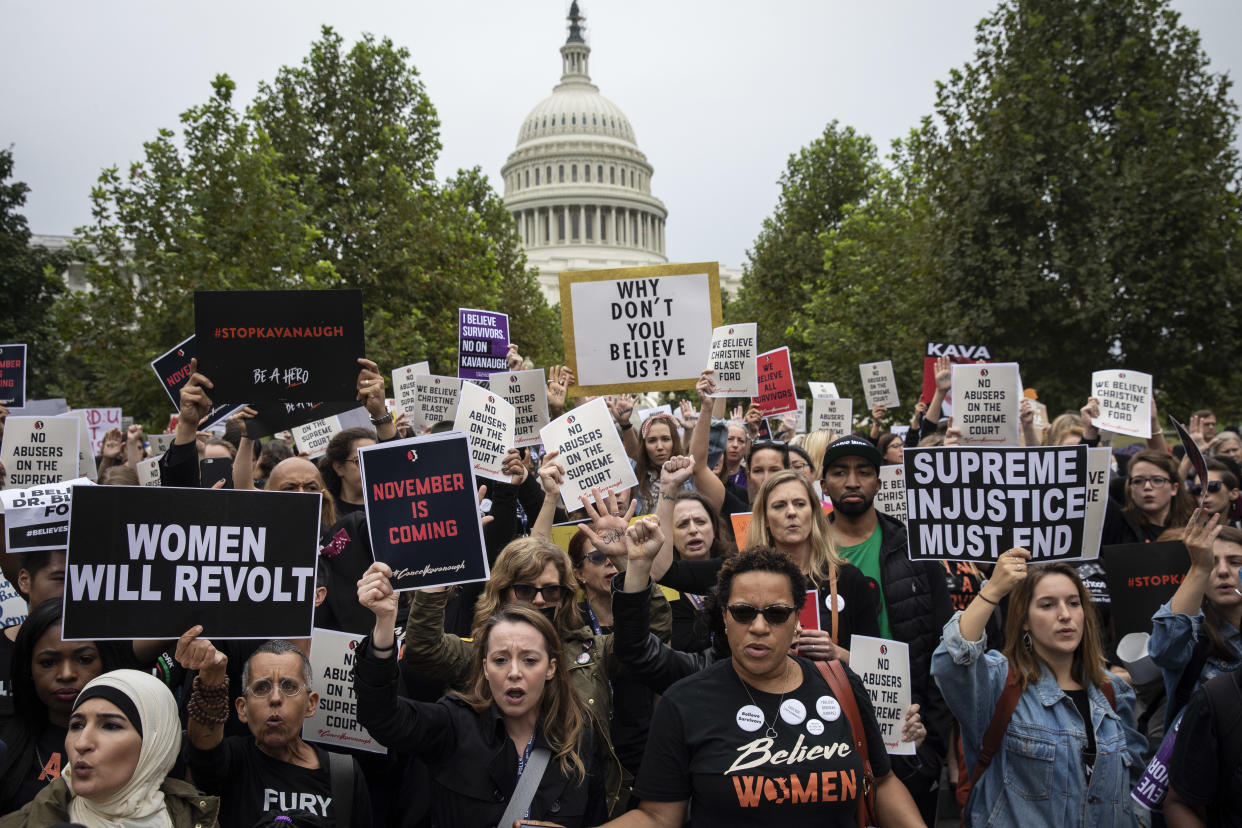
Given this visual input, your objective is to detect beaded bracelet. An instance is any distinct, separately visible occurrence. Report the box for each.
[187,675,231,726]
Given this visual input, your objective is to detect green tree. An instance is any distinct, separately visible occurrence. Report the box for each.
[0,147,73,400]
[920,0,1242,414]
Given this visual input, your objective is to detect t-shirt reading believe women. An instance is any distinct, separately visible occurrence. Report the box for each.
[635,657,889,827]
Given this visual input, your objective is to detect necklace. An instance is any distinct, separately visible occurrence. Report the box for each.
[737,660,794,740]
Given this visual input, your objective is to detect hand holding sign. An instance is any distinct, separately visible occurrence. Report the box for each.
[1183,508,1222,571]
[901,704,927,748]
[177,359,215,438]
[357,561,400,637]
[538,451,565,497]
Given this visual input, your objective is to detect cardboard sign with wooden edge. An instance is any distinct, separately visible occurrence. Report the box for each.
[903,445,1102,563]
[559,262,723,395]
[136,455,163,487]
[754,347,797,417]
[62,486,322,640]
[705,323,757,397]
[860,360,900,410]
[850,635,915,755]
[1,416,80,488]
[808,382,839,400]
[0,343,27,407]
[1,478,91,553]
[1091,370,1153,439]
[412,375,463,433]
[358,432,490,592]
[194,289,365,404]
[453,381,516,483]
[488,369,550,449]
[539,398,639,512]
[811,397,853,436]
[920,341,994,420]
[1101,541,1191,640]
[875,465,907,524]
[458,308,510,382]
[951,362,1021,446]
[392,362,431,418]
[302,627,388,755]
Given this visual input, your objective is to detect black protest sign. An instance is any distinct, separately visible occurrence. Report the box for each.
[194,289,364,404]
[1169,415,1208,488]
[150,335,243,427]
[904,445,1097,562]
[0,479,82,553]
[0,344,27,407]
[63,486,321,640]
[1101,542,1189,639]
[358,432,489,592]
[242,400,359,439]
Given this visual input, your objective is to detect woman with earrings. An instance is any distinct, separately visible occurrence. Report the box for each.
[931,549,1147,827]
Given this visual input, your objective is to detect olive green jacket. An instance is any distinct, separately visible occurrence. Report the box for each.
[0,776,220,828]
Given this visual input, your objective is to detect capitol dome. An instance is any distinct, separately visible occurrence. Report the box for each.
[502,2,668,303]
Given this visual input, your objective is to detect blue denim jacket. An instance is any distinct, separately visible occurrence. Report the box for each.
[932,612,1147,828]
[1148,600,1242,727]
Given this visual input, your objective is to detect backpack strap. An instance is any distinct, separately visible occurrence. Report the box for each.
[1202,670,1242,808]
[815,659,875,828]
[966,664,1024,791]
[326,749,354,828]
[1101,678,1116,710]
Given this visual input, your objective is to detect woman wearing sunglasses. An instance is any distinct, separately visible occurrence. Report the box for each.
[599,530,926,828]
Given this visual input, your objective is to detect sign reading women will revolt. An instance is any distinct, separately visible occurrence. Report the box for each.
[560,263,722,395]
[903,445,1106,562]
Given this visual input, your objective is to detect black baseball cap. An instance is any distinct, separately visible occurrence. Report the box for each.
[822,435,883,473]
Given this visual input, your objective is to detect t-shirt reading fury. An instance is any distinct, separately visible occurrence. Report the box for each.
[635,658,889,827]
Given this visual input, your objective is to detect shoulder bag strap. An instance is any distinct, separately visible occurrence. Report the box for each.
[815,659,873,828]
[326,750,354,828]
[496,746,551,828]
[829,575,839,644]
[966,664,1024,790]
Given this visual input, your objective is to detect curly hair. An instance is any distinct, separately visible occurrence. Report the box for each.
[471,537,584,635]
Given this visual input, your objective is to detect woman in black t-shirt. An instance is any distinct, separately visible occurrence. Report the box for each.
[600,544,926,828]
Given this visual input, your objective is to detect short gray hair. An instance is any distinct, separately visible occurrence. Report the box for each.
[241,639,313,691]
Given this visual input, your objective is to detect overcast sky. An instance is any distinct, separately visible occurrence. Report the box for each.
[4,1,1240,269]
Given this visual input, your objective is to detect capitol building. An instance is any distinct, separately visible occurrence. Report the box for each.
[502,4,681,303]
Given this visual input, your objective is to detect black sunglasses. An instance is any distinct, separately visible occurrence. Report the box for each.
[511,583,569,602]
[726,603,797,625]
[582,550,609,566]
[1190,481,1223,496]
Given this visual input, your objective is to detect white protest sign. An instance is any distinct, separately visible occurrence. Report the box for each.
[794,398,807,434]
[637,404,673,425]
[808,382,839,399]
[0,573,28,628]
[412,375,462,432]
[1081,447,1111,562]
[1,416,80,488]
[58,411,98,482]
[392,362,431,418]
[891,425,910,439]
[149,433,176,457]
[875,465,907,524]
[70,408,122,456]
[0,478,92,553]
[302,627,387,754]
[453,381,515,482]
[136,455,163,487]
[811,397,853,435]
[561,263,722,394]
[489,369,550,449]
[1090,370,1152,439]
[851,635,914,755]
[292,414,344,459]
[952,362,1021,446]
[706,323,757,397]
[539,398,638,512]
[860,361,899,409]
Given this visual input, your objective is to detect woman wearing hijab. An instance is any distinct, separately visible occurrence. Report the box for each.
[0,669,219,828]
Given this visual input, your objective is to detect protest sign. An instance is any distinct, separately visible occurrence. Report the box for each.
[920,342,993,419]
[243,400,356,440]
[851,635,914,755]
[754,347,797,417]
[705,323,757,397]
[1029,399,1049,433]
[302,627,387,754]
[1,416,80,488]
[489,369,550,448]
[1,479,90,553]
[0,573,27,629]
[150,336,239,427]
[292,414,344,459]
[811,397,853,435]
[194,289,364,404]
[0,344,27,407]
[58,412,98,481]
[412,375,463,433]
[1169,415,1209,488]
[637,404,673,424]
[891,425,910,439]
[1101,542,1190,640]
[8,398,68,417]
[560,262,722,394]
[63,486,322,640]
[358,432,489,592]
[149,433,176,456]
[136,455,163,487]
[453,381,515,482]
[875,465,907,523]
[792,398,807,434]
[808,382,839,400]
[952,362,1021,445]
[392,362,431,418]
[1091,370,1152,439]
[458,308,510,382]
[70,408,122,456]
[539,398,639,512]
[1082,447,1111,560]
[730,512,753,546]
[799,589,821,632]
[860,361,899,410]
[904,445,1101,562]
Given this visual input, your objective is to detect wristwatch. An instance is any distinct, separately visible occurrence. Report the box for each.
[370,410,395,426]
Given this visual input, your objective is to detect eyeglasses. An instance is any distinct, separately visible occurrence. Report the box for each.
[1190,481,1224,496]
[789,459,811,471]
[511,583,569,602]
[582,550,609,566]
[726,603,797,626]
[1129,476,1171,488]
[245,677,306,698]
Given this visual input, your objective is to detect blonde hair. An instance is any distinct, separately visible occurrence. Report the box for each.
[1045,412,1085,447]
[747,470,843,586]
[798,429,837,480]
[471,537,583,634]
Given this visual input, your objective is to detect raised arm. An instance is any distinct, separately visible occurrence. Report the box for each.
[687,371,725,511]
[531,450,565,540]
[648,456,695,582]
[925,355,951,425]
[608,394,640,462]
[175,625,230,751]
[230,407,259,490]
[1169,509,1222,616]
[357,358,397,441]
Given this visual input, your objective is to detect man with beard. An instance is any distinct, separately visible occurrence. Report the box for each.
[820,434,953,826]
